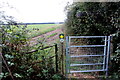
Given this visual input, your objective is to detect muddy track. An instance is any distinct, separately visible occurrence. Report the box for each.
[29,28,62,46]
[69,73,99,79]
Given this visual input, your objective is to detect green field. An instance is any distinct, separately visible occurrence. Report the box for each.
[26,24,62,38]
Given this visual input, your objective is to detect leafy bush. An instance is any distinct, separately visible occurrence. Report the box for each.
[0,24,62,80]
[0,3,63,79]
[110,31,120,78]
[64,2,119,36]
[110,44,120,78]
[64,2,120,78]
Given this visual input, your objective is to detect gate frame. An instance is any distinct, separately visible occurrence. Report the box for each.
[65,36,111,77]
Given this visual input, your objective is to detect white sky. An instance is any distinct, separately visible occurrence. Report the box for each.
[0,0,73,23]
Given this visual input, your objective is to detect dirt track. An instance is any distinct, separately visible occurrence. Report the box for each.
[29,28,62,46]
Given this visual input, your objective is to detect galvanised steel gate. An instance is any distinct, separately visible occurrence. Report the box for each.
[66,36,111,77]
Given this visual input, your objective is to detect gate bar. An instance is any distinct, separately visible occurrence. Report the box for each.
[70,69,106,73]
[70,63,104,66]
[70,55,104,57]
[69,36,106,38]
[70,45,105,47]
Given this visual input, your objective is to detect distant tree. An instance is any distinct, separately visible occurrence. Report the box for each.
[0,1,16,24]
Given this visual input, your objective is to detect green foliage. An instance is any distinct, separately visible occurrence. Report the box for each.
[65,2,120,78]
[110,31,120,78]
[65,2,119,36]
[0,23,62,80]
[52,74,65,80]
[1,25,28,52]
[1,50,56,80]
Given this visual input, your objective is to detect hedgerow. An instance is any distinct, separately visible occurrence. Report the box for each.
[0,22,63,80]
[64,2,120,78]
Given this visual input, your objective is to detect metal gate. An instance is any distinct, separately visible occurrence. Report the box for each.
[66,36,111,77]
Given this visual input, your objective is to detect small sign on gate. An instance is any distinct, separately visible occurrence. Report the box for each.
[59,34,64,42]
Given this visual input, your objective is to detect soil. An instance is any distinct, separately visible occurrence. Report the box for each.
[29,28,62,46]
[69,73,100,79]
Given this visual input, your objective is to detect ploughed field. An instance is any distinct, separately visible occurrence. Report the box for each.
[26,24,63,46]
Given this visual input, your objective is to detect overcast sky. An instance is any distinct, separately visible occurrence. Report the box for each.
[1,0,73,23]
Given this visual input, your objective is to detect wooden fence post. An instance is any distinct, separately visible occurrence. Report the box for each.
[59,34,65,75]
[55,44,58,73]
[0,27,2,80]
[61,42,64,75]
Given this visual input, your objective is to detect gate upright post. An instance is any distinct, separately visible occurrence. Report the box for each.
[65,36,69,78]
[106,36,111,78]
[103,36,107,70]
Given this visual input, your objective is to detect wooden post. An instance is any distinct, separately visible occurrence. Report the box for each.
[61,42,64,75]
[0,26,2,80]
[59,34,65,75]
[55,44,58,73]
